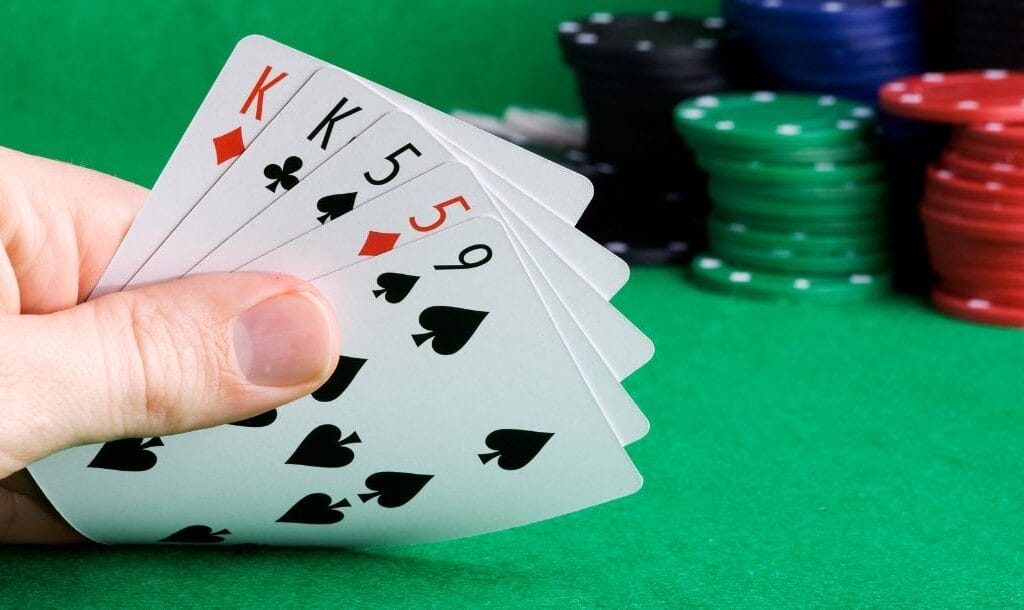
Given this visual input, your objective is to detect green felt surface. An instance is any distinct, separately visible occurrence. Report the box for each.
[2,0,1023,606]
[3,270,1023,607]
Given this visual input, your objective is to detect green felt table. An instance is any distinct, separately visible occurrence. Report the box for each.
[3,271,1023,606]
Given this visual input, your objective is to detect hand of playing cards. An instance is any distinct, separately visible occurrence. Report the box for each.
[28,36,653,547]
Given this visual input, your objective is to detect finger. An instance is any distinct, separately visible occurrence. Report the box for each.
[0,272,340,477]
[0,146,146,313]
[0,485,85,544]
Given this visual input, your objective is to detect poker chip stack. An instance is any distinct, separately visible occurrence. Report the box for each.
[943,0,1024,70]
[724,0,925,103]
[881,70,1024,327]
[557,12,757,264]
[674,92,892,303]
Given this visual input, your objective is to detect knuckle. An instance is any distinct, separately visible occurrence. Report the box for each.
[102,293,238,434]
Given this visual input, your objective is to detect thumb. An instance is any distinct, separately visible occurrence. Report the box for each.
[0,272,340,475]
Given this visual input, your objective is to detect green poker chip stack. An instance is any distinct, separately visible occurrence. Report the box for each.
[674,91,892,303]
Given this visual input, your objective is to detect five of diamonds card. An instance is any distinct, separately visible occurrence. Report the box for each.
[28,35,653,547]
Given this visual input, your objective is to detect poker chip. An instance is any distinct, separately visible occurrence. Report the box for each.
[675,91,891,299]
[931,287,1024,328]
[558,13,756,263]
[724,0,924,102]
[940,150,1024,187]
[674,92,875,147]
[690,254,890,303]
[920,122,1024,326]
[879,71,1024,124]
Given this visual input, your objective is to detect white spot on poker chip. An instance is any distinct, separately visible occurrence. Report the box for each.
[956,100,980,110]
[883,0,905,7]
[753,91,776,102]
[589,12,613,23]
[728,223,747,232]
[994,163,1015,172]
[559,22,581,33]
[763,0,781,8]
[699,257,723,269]
[695,95,720,108]
[794,232,807,240]
[681,108,705,120]
[852,106,874,118]
[850,274,872,285]
[837,119,858,130]
[715,120,735,131]
[704,17,725,28]
[729,271,752,283]
[776,124,801,136]
[967,298,992,309]
[575,32,598,45]
[937,169,953,179]
[815,162,836,172]
[900,93,923,104]
[985,181,1003,190]
[794,278,811,290]
[822,2,844,13]
[923,73,945,82]
[636,40,653,52]
[652,10,671,22]
[886,82,907,92]
[984,70,1008,80]
[819,96,838,106]
[984,122,1005,132]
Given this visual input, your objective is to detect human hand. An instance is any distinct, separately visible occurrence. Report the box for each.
[0,147,340,543]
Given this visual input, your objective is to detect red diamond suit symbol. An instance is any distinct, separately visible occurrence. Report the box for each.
[358,231,401,257]
[212,127,245,165]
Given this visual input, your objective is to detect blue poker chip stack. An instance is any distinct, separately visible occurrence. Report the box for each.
[725,0,925,103]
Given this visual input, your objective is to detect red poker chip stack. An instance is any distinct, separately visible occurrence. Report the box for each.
[880,71,1024,327]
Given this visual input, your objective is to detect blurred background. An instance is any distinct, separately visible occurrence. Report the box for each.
[0,0,715,184]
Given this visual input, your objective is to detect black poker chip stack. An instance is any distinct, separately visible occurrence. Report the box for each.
[557,13,759,264]
[942,0,1024,69]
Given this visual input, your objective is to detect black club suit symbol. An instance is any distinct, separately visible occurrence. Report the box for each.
[264,155,303,192]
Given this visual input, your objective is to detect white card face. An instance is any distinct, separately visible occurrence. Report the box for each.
[29,218,641,547]
[235,162,649,445]
[206,40,594,229]
[431,135,629,300]
[192,105,627,303]
[124,68,395,288]
[190,111,452,275]
[241,162,654,382]
[90,35,321,298]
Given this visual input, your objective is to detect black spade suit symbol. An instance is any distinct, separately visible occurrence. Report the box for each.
[358,472,433,508]
[277,493,351,524]
[316,192,356,224]
[229,409,277,428]
[373,272,420,304]
[286,425,361,468]
[87,438,164,472]
[312,355,368,402]
[411,306,488,355]
[160,525,231,543]
[479,429,554,470]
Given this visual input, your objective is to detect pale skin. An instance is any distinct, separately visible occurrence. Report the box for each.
[0,147,341,543]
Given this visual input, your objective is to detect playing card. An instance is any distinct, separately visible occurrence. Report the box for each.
[189,111,452,274]
[190,109,628,302]
[90,35,322,298]
[235,161,649,444]
[240,162,654,383]
[124,67,394,288]
[29,218,642,546]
